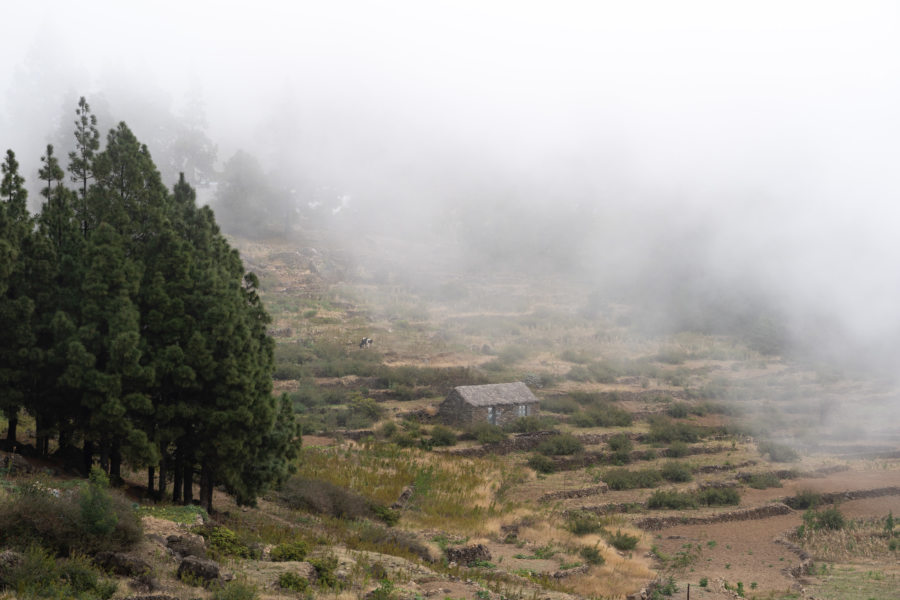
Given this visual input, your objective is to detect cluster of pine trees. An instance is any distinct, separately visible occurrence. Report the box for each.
[0,98,299,511]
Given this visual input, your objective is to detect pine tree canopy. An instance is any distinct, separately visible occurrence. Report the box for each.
[0,100,299,510]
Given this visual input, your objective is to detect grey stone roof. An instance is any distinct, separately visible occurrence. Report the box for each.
[453,382,538,407]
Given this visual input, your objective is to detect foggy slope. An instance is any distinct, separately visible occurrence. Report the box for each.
[2,1,900,374]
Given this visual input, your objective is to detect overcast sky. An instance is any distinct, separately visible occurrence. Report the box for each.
[3,1,900,358]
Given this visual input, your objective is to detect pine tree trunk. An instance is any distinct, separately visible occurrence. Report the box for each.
[147,467,155,497]
[99,445,109,474]
[182,463,193,505]
[58,427,71,453]
[110,446,122,483]
[4,413,16,445]
[158,458,167,499]
[172,457,182,504]
[82,440,94,474]
[200,463,214,513]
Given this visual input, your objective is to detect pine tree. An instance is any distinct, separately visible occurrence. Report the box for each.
[0,150,34,446]
[68,96,100,237]
[61,223,156,479]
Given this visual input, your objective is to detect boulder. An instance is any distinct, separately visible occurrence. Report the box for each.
[0,452,33,474]
[166,534,207,559]
[0,549,24,581]
[94,551,152,577]
[176,555,220,584]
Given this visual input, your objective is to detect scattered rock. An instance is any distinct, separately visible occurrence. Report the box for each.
[176,555,220,584]
[444,544,491,566]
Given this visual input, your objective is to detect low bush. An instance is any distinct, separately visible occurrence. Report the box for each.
[666,441,690,458]
[212,580,260,600]
[192,525,256,559]
[279,476,373,520]
[647,417,706,444]
[536,434,584,456]
[660,461,693,483]
[278,572,308,592]
[803,507,845,531]
[527,454,556,474]
[269,540,309,561]
[503,416,553,433]
[429,425,458,447]
[572,405,633,428]
[541,396,580,414]
[0,472,142,556]
[348,521,432,562]
[607,530,639,551]
[758,441,799,462]
[786,489,822,510]
[603,468,662,490]
[579,545,605,565]
[696,487,740,506]
[467,423,507,444]
[566,511,603,535]
[745,472,782,489]
[607,433,633,453]
[666,403,690,418]
[0,546,117,600]
[309,555,340,589]
[647,489,697,510]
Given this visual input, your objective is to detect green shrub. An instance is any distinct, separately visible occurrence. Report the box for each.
[647,490,697,509]
[647,417,705,443]
[666,403,690,418]
[536,434,584,456]
[429,425,458,447]
[746,472,782,489]
[758,441,799,462]
[572,404,633,428]
[309,555,340,589]
[660,461,693,483]
[541,396,580,414]
[566,511,603,535]
[278,476,374,520]
[0,546,117,600]
[696,487,740,506]
[603,468,662,490]
[666,441,690,457]
[607,433,633,453]
[803,507,845,531]
[503,416,552,433]
[527,454,556,474]
[607,530,639,551]
[211,580,260,600]
[0,478,142,556]
[79,467,117,536]
[579,545,605,565]
[270,540,309,562]
[278,572,309,592]
[786,489,822,510]
[468,423,507,444]
[371,504,400,526]
[196,526,255,559]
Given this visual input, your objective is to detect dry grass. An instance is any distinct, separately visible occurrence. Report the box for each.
[800,518,899,562]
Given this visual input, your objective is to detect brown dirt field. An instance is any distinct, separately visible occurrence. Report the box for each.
[651,512,801,597]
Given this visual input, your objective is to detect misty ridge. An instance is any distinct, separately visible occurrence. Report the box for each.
[2,1,900,377]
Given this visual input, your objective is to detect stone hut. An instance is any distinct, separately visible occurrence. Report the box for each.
[438,382,539,427]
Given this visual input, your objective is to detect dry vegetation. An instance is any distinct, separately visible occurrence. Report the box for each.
[3,234,900,600]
